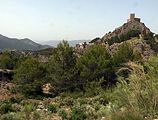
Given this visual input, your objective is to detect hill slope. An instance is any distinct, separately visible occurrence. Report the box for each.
[75,14,158,58]
[0,34,51,51]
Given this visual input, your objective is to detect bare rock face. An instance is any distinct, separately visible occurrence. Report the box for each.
[133,41,155,58]
[108,39,155,58]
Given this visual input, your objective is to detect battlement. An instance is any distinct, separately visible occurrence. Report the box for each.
[127,13,140,22]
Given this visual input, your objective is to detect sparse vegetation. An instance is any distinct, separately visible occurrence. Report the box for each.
[47,103,58,113]
[1,14,158,120]
[1,38,158,120]
[106,30,140,45]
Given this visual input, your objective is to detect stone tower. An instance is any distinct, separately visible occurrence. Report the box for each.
[127,13,140,22]
[130,13,135,21]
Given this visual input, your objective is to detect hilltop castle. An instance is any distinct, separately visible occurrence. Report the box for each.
[127,13,140,22]
[75,13,152,56]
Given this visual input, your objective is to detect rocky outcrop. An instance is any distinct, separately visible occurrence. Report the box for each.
[133,41,155,58]
[102,19,151,42]
[102,14,151,41]
[108,39,155,58]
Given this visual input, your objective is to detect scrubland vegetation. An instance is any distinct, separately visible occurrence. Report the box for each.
[1,34,158,120]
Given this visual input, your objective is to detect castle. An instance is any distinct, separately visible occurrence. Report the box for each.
[127,13,140,22]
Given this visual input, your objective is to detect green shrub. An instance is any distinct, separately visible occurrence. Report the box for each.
[47,104,57,113]
[112,42,134,66]
[107,30,140,45]
[47,41,77,93]
[0,51,14,69]
[69,106,87,120]
[114,60,158,119]
[0,101,13,114]
[79,98,87,105]
[84,79,106,97]
[13,58,46,96]
[61,97,74,107]
[10,87,18,94]
[22,104,35,120]
[59,109,67,120]
[9,97,23,104]
[76,44,112,82]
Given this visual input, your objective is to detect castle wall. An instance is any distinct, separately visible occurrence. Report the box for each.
[134,18,140,22]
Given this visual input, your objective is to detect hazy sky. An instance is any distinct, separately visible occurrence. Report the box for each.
[0,0,157,42]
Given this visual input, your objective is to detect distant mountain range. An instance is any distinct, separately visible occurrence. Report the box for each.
[0,34,51,51]
[0,34,90,51]
[41,40,90,47]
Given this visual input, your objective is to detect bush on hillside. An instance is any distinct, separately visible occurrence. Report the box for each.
[107,30,140,45]
[47,104,58,113]
[47,40,77,93]
[113,58,158,119]
[0,101,13,114]
[13,58,47,96]
[69,106,87,120]
[76,44,116,88]
[112,42,141,66]
[0,51,15,69]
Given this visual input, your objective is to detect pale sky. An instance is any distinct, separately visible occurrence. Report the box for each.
[0,0,157,42]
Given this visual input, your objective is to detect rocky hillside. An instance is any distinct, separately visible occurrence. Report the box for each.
[74,14,158,59]
[0,34,51,51]
[107,37,156,59]
[102,20,151,42]
[81,14,158,58]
